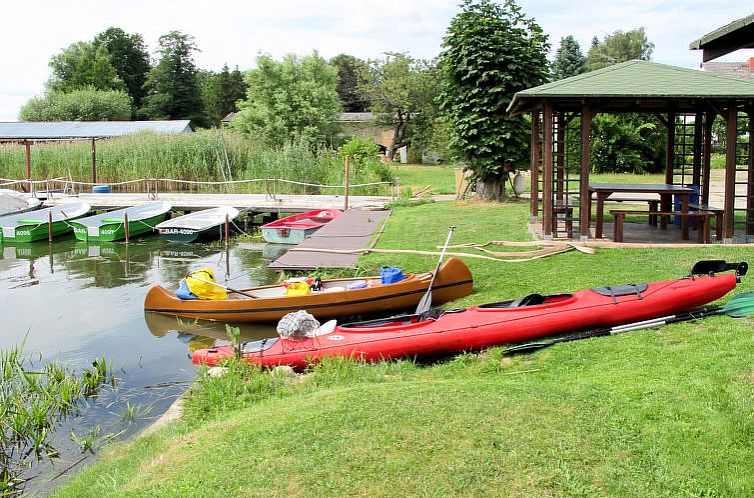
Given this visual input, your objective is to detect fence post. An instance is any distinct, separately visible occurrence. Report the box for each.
[344,155,350,211]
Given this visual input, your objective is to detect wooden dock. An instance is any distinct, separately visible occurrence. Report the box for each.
[269,210,390,270]
[42,192,390,213]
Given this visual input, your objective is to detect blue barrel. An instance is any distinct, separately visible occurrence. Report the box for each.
[381,266,405,284]
[92,184,111,193]
[674,184,700,225]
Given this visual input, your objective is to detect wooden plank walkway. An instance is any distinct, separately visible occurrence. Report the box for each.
[268,210,390,270]
[42,193,390,212]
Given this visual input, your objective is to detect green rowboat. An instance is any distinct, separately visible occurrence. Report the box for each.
[71,201,172,242]
[0,202,91,242]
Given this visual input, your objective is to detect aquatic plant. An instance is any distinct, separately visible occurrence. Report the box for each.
[0,344,111,494]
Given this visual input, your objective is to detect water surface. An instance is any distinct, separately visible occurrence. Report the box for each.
[0,236,281,494]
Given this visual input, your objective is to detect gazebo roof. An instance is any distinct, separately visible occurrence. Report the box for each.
[689,12,754,62]
[508,60,754,115]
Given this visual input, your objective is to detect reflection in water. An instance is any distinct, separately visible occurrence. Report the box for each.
[143,312,278,348]
[0,236,279,494]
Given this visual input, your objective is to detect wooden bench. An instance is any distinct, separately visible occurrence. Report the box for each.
[610,209,714,243]
[603,198,661,226]
[688,203,723,241]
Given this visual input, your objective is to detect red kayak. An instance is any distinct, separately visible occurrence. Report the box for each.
[192,261,745,369]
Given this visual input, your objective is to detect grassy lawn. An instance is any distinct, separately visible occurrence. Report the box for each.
[54,199,754,497]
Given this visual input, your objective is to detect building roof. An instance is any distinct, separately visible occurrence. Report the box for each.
[0,120,193,140]
[690,12,754,62]
[508,60,754,114]
[337,112,376,122]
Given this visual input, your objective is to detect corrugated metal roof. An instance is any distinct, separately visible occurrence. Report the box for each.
[0,120,193,140]
[508,60,754,114]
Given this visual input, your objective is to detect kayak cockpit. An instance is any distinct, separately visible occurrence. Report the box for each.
[477,293,574,309]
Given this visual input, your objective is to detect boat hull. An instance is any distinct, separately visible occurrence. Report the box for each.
[1,220,73,242]
[192,272,739,369]
[145,257,473,322]
[260,209,342,244]
[261,226,316,244]
[72,213,168,241]
[158,225,227,243]
[0,202,91,242]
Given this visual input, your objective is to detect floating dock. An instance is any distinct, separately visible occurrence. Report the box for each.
[269,210,390,270]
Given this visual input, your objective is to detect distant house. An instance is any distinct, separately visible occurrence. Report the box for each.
[702,57,754,80]
[336,112,407,162]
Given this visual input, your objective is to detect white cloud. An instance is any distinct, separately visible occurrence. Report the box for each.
[1,1,752,121]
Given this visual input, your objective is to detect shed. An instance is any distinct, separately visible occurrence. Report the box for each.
[0,120,192,185]
[689,12,754,62]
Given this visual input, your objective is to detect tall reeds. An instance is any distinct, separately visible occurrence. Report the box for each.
[0,130,395,195]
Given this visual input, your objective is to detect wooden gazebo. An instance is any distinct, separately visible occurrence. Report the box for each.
[508,60,754,242]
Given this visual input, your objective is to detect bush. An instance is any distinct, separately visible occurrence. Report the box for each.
[19,88,132,121]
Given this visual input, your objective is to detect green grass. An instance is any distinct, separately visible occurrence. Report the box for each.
[54,200,754,497]
[395,163,457,195]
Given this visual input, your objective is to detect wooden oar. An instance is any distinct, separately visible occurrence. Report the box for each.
[186,274,259,299]
[415,225,455,315]
[504,292,754,355]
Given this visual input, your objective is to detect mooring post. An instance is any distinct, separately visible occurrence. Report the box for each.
[224,213,229,246]
[124,212,130,244]
[48,210,53,242]
[344,155,350,211]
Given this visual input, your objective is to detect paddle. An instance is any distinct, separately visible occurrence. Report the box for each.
[504,291,754,355]
[186,274,259,299]
[415,225,456,315]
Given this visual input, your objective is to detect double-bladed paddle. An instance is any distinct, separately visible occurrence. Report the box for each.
[415,225,455,315]
[504,291,754,355]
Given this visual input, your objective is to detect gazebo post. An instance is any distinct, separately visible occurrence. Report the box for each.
[542,101,553,239]
[664,111,676,185]
[747,107,754,237]
[555,112,565,205]
[723,104,737,241]
[692,112,703,187]
[702,111,714,205]
[580,106,592,240]
[530,111,540,221]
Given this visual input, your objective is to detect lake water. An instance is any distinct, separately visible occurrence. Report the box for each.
[0,237,283,494]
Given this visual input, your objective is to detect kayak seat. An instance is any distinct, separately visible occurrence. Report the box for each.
[479,293,546,309]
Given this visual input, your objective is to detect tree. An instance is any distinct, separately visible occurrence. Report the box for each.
[202,64,248,126]
[438,0,549,200]
[552,35,587,80]
[47,41,124,93]
[330,54,369,112]
[19,89,132,121]
[232,52,341,146]
[359,53,439,160]
[141,31,204,123]
[587,27,654,71]
[93,27,151,110]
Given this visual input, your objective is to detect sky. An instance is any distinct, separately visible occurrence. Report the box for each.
[1,1,752,121]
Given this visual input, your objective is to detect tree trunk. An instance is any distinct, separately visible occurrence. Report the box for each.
[475,177,504,201]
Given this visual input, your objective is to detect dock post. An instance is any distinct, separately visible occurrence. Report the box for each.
[124,212,130,244]
[224,214,229,246]
[344,155,350,211]
[48,210,53,242]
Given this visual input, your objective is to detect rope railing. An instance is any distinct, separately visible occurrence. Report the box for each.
[0,176,393,190]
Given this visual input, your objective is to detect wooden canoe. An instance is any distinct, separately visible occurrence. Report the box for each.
[144,257,473,322]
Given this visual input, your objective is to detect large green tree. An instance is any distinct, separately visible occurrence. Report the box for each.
[232,52,341,146]
[438,0,549,200]
[141,31,204,124]
[359,52,439,160]
[552,35,587,80]
[330,54,370,112]
[587,27,654,71]
[19,89,132,121]
[93,27,151,110]
[47,41,124,93]
[202,64,248,126]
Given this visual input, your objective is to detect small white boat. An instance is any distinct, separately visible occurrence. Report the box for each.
[0,189,42,216]
[155,206,240,243]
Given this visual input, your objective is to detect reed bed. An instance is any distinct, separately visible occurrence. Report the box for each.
[0,130,395,196]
